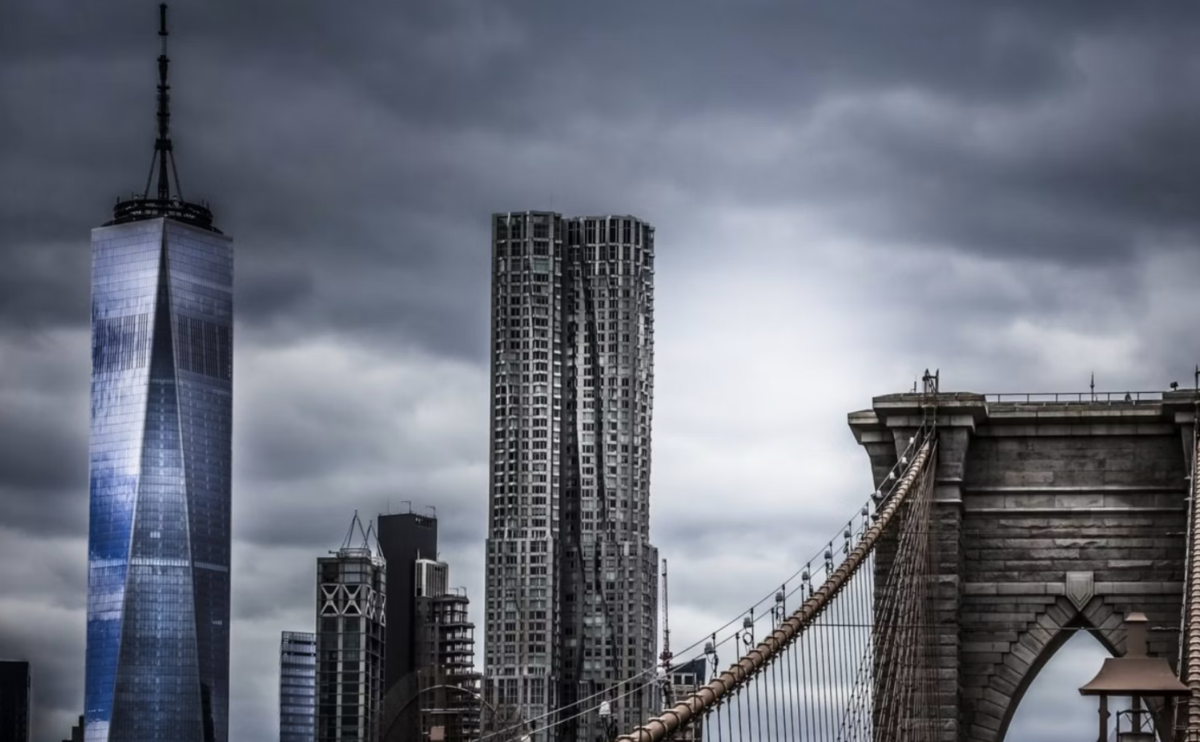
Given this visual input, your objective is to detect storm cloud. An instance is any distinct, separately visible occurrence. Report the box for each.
[3,1,1199,740]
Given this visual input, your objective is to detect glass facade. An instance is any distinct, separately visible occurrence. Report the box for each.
[280,632,317,742]
[316,549,387,742]
[85,217,233,742]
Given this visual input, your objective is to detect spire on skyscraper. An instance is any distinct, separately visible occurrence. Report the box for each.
[106,3,220,232]
[147,3,183,204]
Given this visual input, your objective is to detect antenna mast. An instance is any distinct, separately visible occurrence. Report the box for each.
[108,3,219,232]
[144,3,185,203]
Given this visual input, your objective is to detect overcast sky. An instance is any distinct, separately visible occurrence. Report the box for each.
[3,1,1200,740]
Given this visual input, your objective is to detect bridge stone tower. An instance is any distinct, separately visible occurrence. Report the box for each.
[850,389,1196,742]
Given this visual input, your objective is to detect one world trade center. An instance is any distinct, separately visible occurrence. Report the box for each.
[85,6,233,742]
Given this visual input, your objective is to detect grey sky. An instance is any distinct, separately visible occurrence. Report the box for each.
[3,1,1199,740]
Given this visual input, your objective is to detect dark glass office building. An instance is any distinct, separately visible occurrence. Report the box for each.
[377,512,438,693]
[279,633,317,742]
[84,7,233,742]
[0,660,32,742]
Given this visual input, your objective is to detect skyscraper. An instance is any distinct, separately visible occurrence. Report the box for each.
[485,212,659,740]
[377,510,438,693]
[316,516,387,742]
[0,660,32,742]
[279,632,317,742]
[85,7,233,742]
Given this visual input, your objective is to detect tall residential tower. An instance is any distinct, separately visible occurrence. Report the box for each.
[85,6,233,742]
[484,212,659,741]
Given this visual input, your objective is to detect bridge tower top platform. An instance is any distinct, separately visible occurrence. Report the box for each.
[849,386,1198,742]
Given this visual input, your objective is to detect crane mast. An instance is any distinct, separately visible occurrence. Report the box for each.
[660,558,673,708]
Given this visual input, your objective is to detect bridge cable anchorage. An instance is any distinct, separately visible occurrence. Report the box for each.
[614,431,939,742]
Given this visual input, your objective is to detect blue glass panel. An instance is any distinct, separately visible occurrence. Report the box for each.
[85,218,233,742]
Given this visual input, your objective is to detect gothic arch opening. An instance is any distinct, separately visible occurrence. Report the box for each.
[1005,627,1125,740]
[964,595,1129,742]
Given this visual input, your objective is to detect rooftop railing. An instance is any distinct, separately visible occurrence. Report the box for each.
[984,391,1182,404]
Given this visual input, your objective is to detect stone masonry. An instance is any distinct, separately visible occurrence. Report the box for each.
[850,390,1198,742]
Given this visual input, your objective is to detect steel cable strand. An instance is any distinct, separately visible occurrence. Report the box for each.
[889,459,935,740]
[814,616,828,739]
[850,557,876,742]
[872,514,914,741]
[770,638,783,740]
[752,633,765,739]
[867,492,920,737]
[785,625,799,742]
[889,474,935,740]
[833,570,868,741]
[825,612,837,740]
[888,492,931,739]
[852,559,878,742]
[725,683,733,742]
[834,497,913,740]
[833,577,852,741]
[1180,439,1200,734]
[851,564,877,742]
[914,463,941,739]
[869,451,937,741]
[729,681,739,739]
[893,509,928,739]
[615,439,935,742]
[870,446,937,738]
[844,501,916,739]
[832,578,851,742]
[900,457,938,739]
[804,627,815,742]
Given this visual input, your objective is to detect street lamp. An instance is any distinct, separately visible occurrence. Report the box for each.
[1079,612,1189,742]
[598,701,617,742]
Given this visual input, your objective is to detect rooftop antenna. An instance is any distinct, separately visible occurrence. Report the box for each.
[108,3,217,232]
[143,3,185,203]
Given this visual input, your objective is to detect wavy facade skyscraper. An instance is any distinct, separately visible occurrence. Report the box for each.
[484,212,659,741]
[85,6,233,742]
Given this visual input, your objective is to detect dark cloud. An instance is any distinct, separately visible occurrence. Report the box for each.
[3,1,1199,740]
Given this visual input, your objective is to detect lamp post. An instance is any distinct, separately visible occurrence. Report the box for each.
[598,701,618,742]
[1079,612,1189,742]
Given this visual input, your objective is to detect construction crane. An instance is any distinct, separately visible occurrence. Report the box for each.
[659,559,673,708]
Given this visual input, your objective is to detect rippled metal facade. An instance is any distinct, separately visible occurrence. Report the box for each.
[485,212,659,741]
[85,217,233,742]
